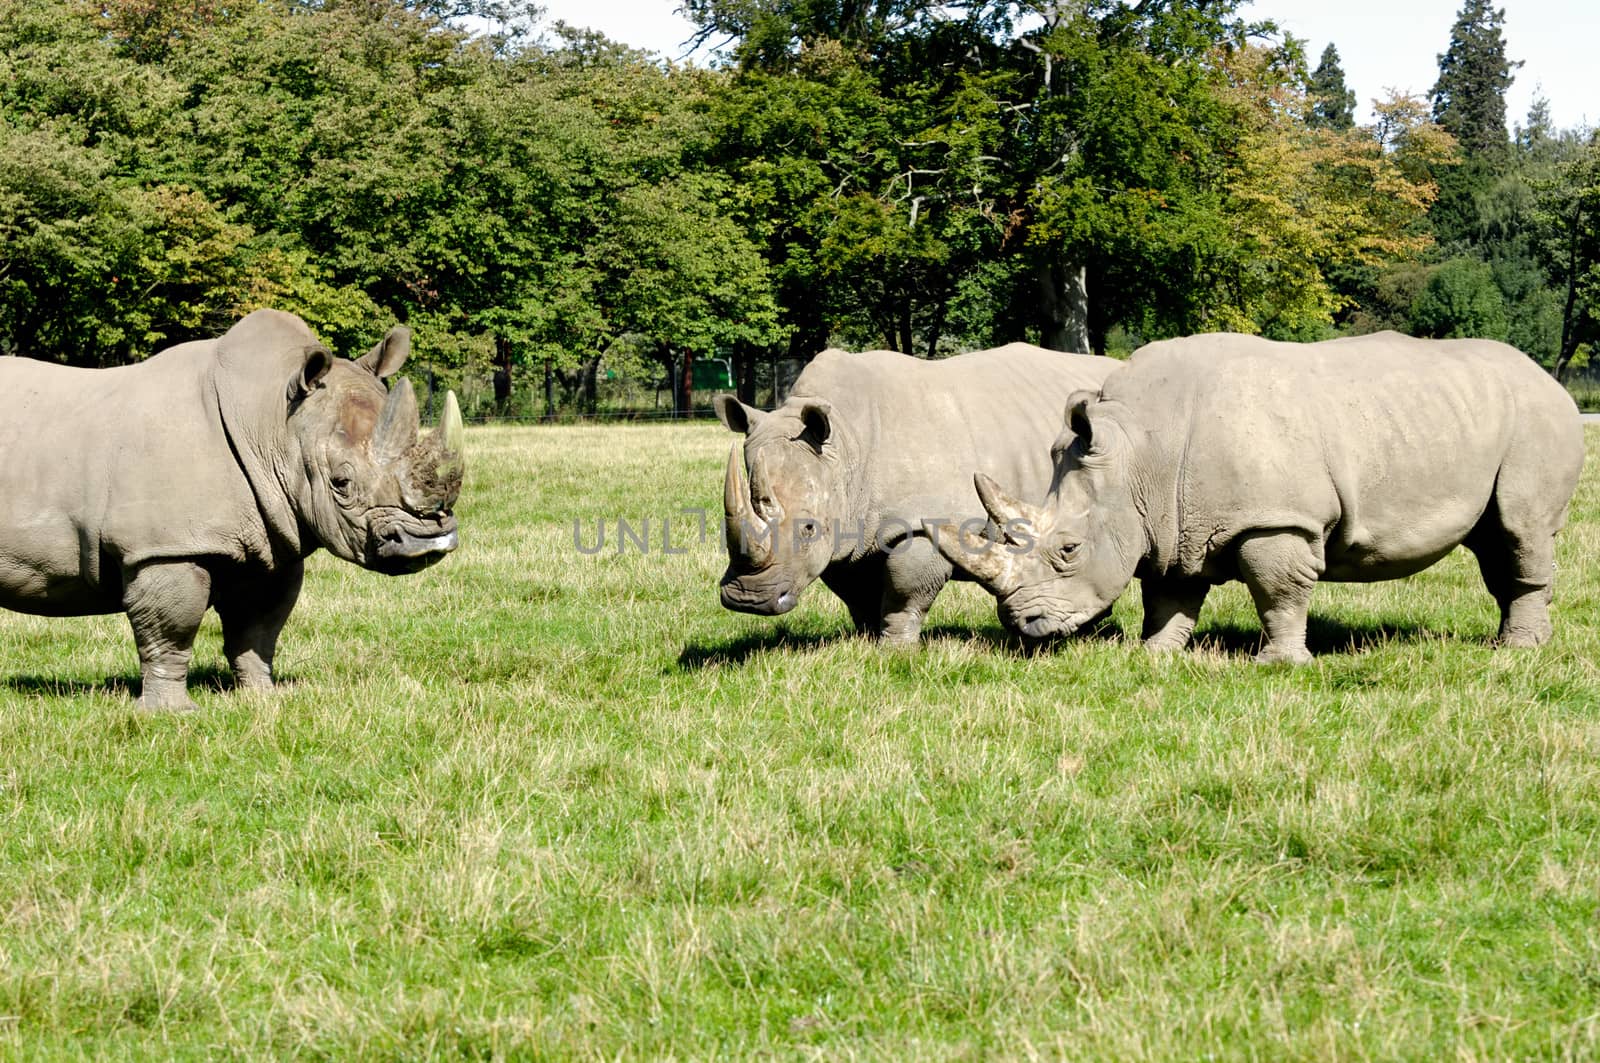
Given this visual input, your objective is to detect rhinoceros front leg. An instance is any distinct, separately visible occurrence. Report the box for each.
[122,561,212,711]
[215,562,304,692]
[821,561,885,636]
[1236,531,1324,665]
[1140,577,1210,653]
[879,536,949,645]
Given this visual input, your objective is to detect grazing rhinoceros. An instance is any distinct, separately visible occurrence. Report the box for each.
[714,344,1118,643]
[931,331,1584,662]
[0,309,464,709]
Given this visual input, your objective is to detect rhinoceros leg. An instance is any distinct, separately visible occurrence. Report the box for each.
[1139,577,1210,652]
[879,536,949,645]
[1464,504,1556,648]
[216,562,304,691]
[122,561,212,711]
[1235,531,1324,665]
[822,561,885,635]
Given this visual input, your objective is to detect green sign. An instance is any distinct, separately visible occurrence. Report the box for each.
[691,358,733,390]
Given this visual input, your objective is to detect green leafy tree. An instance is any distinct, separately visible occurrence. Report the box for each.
[1532,137,1600,379]
[1411,256,1508,338]
[700,0,1275,355]
[0,1,264,363]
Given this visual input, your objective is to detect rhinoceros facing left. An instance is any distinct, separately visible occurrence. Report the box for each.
[0,309,464,709]
[933,331,1583,662]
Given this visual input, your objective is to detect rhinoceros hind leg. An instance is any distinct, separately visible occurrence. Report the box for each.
[879,536,949,645]
[1465,505,1556,648]
[217,563,305,691]
[1140,577,1210,653]
[123,561,212,711]
[1236,531,1323,665]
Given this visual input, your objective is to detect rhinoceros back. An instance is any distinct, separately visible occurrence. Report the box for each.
[0,344,265,615]
[789,344,1117,535]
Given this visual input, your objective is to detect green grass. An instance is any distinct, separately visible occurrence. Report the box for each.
[4,424,1600,1059]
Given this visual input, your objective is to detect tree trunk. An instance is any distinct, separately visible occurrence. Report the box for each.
[924,297,947,359]
[680,348,694,417]
[896,297,914,355]
[543,360,555,420]
[1036,260,1091,353]
[579,355,600,413]
[493,335,513,413]
[1553,202,1585,382]
[736,348,758,405]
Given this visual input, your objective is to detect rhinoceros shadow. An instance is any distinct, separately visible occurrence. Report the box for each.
[2,663,242,700]
[1190,615,1466,657]
[677,621,1054,670]
[676,628,844,669]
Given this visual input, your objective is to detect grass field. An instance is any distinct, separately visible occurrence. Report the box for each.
[4,423,1600,1059]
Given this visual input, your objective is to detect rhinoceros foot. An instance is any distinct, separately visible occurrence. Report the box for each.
[137,687,201,713]
[1254,643,1313,666]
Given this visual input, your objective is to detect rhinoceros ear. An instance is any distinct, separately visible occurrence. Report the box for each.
[357,326,411,380]
[797,399,832,452]
[713,394,764,434]
[288,346,333,403]
[1064,390,1101,446]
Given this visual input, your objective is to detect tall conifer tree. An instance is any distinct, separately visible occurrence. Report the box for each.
[1308,44,1355,131]
[1430,0,1518,158]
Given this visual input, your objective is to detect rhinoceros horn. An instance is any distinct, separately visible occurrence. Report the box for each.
[975,472,1049,541]
[432,390,465,493]
[724,442,771,567]
[374,377,420,466]
[387,389,465,515]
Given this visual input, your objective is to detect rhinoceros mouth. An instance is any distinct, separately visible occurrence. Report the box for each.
[367,512,459,574]
[1010,607,1093,640]
[719,569,800,615]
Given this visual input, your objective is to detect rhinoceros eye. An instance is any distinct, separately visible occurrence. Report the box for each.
[1048,539,1081,572]
[330,470,355,496]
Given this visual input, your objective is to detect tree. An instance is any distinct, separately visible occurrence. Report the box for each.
[1208,47,1454,338]
[1430,0,1518,160]
[1411,257,1508,338]
[698,0,1274,355]
[0,1,267,363]
[1532,137,1600,379]
[1307,43,1355,131]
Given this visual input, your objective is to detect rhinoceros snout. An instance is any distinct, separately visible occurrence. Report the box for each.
[370,516,459,574]
[1018,615,1061,639]
[719,571,799,616]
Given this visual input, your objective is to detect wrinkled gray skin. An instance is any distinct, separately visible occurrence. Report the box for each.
[934,332,1584,662]
[0,309,465,709]
[715,344,1117,643]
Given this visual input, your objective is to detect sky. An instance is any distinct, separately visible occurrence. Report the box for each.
[524,0,1597,132]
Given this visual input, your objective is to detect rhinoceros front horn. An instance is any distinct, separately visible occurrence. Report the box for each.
[387,389,464,516]
[432,390,465,495]
[723,442,770,567]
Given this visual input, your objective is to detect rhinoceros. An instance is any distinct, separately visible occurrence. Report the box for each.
[932,331,1584,661]
[0,309,464,709]
[714,343,1118,643]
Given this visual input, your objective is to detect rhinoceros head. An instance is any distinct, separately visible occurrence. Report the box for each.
[931,391,1144,638]
[713,394,846,615]
[285,326,464,575]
